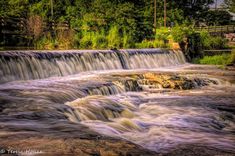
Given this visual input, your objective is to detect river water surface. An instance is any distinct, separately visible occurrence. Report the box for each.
[0,49,234,155]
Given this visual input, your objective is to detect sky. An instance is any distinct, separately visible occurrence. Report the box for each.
[211,0,224,8]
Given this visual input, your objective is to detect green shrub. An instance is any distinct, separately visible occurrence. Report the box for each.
[35,34,57,49]
[199,30,228,49]
[135,39,169,48]
[153,39,168,48]
[107,25,121,49]
[199,30,211,49]
[74,26,136,49]
[91,30,108,49]
[155,27,171,41]
[196,53,233,65]
[79,31,93,49]
[210,37,227,49]
[229,50,235,64]
[135,39,153,48]
[123,30,134,48]
[171,25,193,42]
[135,27,172,49]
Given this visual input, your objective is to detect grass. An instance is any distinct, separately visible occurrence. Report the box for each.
[135,39,169,49]
[193,51,235,66]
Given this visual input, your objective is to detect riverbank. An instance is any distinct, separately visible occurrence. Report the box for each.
[192,49,235,67]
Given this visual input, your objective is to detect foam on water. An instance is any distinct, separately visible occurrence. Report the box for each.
[66,92,235,153]
[0,49,234,154]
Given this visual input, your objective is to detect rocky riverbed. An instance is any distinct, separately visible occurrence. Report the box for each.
[0,65,235,156]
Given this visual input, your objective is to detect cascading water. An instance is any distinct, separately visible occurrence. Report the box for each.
[66,94,235,152]
[0,49,185,83]
[0,49,234,155]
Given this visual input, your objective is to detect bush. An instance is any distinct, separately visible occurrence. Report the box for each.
[123,30,134,48]
[229,50,235,64]
[135,39,169,48]
[199,30,228,49]
[199,30,211,49]
[107,25,121,49]
[92,30,108,49]
[135,27,172,49]
[55,29,74,49]
[155,27,171,41]
[185,32,203,60]
[27,15,43,41]
[79,31,93,49]
[35,34,57,49]
[73,25,136,49]
[153,39,168,48]
[210,37,227,49]
[205,10,232,25]
[193,53,234,66]
[135,39,153,48]
[171,25,193,42]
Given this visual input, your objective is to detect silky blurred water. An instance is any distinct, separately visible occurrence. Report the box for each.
[0,49,234,154]
[0,49,185,83]
[66,88,235,152]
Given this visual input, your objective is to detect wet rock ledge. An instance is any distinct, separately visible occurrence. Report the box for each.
[110,72,218,92]
[0,120,156,156]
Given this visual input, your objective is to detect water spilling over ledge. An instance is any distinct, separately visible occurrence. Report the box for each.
[0,49,235,155]
[0,49,185,83]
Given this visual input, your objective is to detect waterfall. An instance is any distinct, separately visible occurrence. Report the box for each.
[0,49,186,83]
[1,48,235,154]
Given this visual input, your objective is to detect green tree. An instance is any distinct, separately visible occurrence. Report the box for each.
[0,0,29,17]
[171,0,214,24]
[204,10,232,25]
[224,0,235,12]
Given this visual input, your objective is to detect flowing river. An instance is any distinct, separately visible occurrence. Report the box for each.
[0,49,234,156]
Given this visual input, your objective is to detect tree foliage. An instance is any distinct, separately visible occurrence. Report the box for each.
[0,0,216,29]
[0,0,232,49]
[203,10,232,25]
[224,0,235,12]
